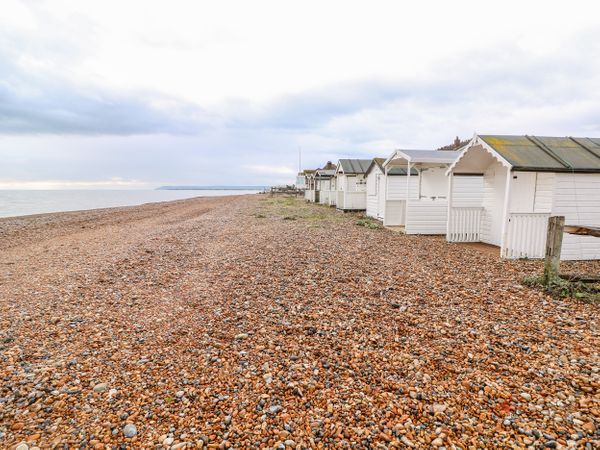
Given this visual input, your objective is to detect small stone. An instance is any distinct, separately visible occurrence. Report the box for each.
[545,440,557,448]
[432,403,447,414]
[580,422,595,435]
[224,415,232,426]
[163,437,174,446]
[520,392,531,401]
[11,422,25,431]
[401,436,415,447]
[432,437,444,446]
[284,440,295,447]
[108,388,118,398]
[123,424,137,438]
[176,390,185,398]
[234,333,248,340]
[15,444,29,450]
[269,405,283,414]
[171,443,187,450]
[93,383,108,393]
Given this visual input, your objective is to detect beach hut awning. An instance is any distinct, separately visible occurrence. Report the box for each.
[366,157,419,175]
[384,150,457,167]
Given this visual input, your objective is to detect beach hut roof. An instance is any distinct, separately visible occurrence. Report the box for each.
[384,149,457,167]
[365,158,419,176]
[337,159,372,174]
[449,135,600,174]
[315,168,336,178]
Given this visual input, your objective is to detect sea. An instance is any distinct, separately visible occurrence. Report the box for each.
[0,189,264,219]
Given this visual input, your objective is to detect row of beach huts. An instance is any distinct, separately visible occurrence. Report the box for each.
[296,134,600,261]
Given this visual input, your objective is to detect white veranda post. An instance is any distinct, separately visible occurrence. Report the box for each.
[500,168,513,253]
[384,165,389,225]
[406,160,411,201]
[447,171,454,239]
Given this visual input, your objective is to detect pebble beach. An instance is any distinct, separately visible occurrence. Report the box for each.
[0,194,598,449]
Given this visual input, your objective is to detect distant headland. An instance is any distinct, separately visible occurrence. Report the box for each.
[156,186,269,191]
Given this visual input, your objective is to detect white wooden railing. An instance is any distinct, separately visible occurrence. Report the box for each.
[502,212,550,259]
[344,191,367,210]
[447,207,483,242]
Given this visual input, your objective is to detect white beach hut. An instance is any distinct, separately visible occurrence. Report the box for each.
[446,135,600,260]
[365,158,417,221]
[314,162,337,206]
[315,169,336,205]
[335,159,372,211]
[382,150,482,233]
[303,170,317,202]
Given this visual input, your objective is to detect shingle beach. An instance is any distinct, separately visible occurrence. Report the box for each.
[0,195,598,449]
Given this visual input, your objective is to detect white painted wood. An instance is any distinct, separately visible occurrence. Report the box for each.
[500,167,513,252]
[533,172,554,213]
[387,176,419,200]
[366,165,381,218]
[377,174,386,220]
[336,174,368,211]
[481,162,507,246]
[384,200,406,226]
[420,167,448,198]
[452,176,484,207]
[405,200,448,234]
[503,213,550,259]
[509,172,536,213]
[446,173,454,240]
[447,207,484,242]
[552,173,600,260]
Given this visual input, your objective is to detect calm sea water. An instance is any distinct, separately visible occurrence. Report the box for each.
[0,189,262,219]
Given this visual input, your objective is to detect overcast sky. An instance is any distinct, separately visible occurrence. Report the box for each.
[1,0,600,188]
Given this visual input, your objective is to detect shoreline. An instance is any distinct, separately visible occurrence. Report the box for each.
[0,191,263,221]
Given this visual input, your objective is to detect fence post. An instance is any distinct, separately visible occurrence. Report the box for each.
[543,216,565,284]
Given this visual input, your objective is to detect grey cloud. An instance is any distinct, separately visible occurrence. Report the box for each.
[0,52,215,135]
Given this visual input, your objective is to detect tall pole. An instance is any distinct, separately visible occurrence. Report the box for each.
[298,147,302,172]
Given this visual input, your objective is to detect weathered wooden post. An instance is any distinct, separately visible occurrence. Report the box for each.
[543,216,565,284]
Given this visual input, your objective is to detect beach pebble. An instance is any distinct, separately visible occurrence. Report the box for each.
[93,383,108,393]
[269,405,283,414]
[123,424,137,438]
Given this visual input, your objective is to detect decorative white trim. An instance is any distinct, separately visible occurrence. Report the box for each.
[382,149,401,168]
[445,134,512,176]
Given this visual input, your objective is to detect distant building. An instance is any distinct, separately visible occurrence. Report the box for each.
[438,136,469,151]
[296,173,307,189]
